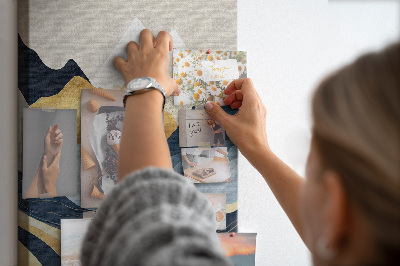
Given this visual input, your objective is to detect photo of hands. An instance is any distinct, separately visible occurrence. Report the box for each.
[23,109,78,198]
[181,147,231,183]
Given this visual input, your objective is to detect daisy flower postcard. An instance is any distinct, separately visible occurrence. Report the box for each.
[173,50,247,106]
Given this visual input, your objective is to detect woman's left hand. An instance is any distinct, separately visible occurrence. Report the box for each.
[113,29,179,97]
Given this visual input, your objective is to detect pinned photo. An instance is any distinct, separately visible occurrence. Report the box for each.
[219,233,257,266]
[80,89,124,208]
[204,193,227,230]
[23,109,78,198]
[61,219,91,265]
[181,147,231,183]
[173,49,247,106]
[179,109,226,148]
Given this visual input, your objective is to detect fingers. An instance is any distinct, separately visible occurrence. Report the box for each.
[113,56,127,73]
[223,90,243,108]
[52,124,60,132]
[126,41,139,56]
[230,101,243,109]
[205,102,230,126]
[55,133,63,141]
[54,127,62,143]
[225,78,259,107]
[171,85,182,96]
[224,79,247,95]
[45,126,52,138]
[139,29,155,51]
[155,31,172,52]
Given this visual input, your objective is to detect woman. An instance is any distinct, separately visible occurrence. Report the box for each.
[201,113,225,146]
[81,29,400,265]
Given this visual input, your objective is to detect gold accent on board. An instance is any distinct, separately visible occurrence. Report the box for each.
[163,110,178,139]
[18,241,41,266]
[18,212,61,255]
[226,201,238,213]
[30,76,96,144]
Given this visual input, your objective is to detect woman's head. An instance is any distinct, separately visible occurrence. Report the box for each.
[302,43,400,265]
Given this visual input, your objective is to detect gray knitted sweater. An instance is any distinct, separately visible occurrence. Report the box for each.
[81,167,232,266]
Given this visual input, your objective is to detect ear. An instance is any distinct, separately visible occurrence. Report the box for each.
[321,171,349,251]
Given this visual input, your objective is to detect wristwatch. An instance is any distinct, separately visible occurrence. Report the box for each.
[123,76,166,108]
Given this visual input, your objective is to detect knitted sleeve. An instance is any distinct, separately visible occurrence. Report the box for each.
[80,167,232,266]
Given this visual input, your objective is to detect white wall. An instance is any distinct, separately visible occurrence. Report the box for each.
[237,0,399,265]
[0,0,399,265]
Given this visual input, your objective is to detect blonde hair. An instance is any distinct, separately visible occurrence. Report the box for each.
[312,43,400,263]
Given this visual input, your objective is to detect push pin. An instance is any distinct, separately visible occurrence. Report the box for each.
[230,232,235,237]
[206,49,211,54]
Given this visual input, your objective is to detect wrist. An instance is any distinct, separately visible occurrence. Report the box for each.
[43,153,55,165]
[125,89,164,109]
[44,182,56,196]
[240,140,272,162]
[124,77,166,108]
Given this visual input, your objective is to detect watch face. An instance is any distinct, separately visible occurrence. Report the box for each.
[130,77,151,90]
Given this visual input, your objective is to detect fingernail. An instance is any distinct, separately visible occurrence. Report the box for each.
[205,102,214,111]
[177,85,182,94]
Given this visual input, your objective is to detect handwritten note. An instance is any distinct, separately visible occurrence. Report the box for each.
[180,109,226,147]
[188,121,202,137]
[199,59,239,82]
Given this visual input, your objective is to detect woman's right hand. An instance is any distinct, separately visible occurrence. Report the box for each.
[44,124,63,161]
[205,78,269,158]
[42,152,61,196]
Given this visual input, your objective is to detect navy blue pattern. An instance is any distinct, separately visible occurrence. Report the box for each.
[18,171,87,228]
[18,227,60,266]
[18,34,89,105]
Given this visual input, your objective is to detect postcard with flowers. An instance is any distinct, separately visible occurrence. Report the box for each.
[173,50,247,106]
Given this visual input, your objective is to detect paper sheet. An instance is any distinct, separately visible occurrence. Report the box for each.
[173,50,247,106]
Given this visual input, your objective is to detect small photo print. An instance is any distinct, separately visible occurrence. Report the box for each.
[219,233,257,266]
[173,49,247,106]
[80,89,125,208]
[23,109,78,199]
[179,109,226,148]
[181,147,231,183]
[61,219,91,266]
[204,193,226,230]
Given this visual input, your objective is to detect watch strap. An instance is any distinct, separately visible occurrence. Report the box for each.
[123,77,166,109]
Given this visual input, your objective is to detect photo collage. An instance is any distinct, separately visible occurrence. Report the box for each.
[174,49,247,234]
[22,49,255,265]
